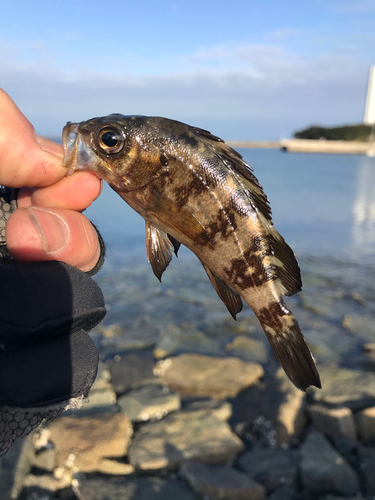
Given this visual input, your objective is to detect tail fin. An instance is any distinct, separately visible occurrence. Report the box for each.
[257,301,321,391]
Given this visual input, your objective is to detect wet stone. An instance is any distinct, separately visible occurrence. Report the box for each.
[267,484,297,500]
[343,314,375,342]
[225,335,268,363]
[180,460,266,500]
[310,366,375,410]
[237,448,297,493]
[78,476,199,500]
[356,406,375,444]
[47,413,133,473]
[156,353,263,399]
[98,458,135,475]
[307,404,357,452]
[233,369,306,446]
[128,407,244,470]
[110,353,157,395]
[358,446,375,496]
[153,324,222,359]
[117,384,181,422]
[299,431,360,496]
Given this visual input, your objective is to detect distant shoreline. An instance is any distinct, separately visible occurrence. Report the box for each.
[227,139,375,156]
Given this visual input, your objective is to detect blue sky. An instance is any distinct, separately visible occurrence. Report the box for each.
[1,0,374,139]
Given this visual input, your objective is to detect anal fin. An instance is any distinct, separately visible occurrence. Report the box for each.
[146,222,175,281]
[202,262,243,319]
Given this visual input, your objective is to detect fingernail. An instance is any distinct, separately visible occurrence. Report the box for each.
[27,207,70,253]
[35,134,64,158]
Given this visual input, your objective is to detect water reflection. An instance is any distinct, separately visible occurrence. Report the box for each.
[352,156,375,259]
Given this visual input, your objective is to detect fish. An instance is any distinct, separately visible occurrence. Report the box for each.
[62,114,321,391]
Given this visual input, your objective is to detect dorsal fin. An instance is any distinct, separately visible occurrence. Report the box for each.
[201,262,243,319]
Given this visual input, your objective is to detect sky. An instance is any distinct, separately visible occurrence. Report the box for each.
[1,0,375,140]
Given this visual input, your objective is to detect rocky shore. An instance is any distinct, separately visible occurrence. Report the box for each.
[2,254,375,500]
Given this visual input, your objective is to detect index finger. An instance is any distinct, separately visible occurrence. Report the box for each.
[0,89,66,188]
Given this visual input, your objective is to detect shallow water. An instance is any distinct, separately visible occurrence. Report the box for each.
[83,149,375,371]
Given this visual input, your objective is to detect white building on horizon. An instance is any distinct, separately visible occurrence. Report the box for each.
[364,66,375,124]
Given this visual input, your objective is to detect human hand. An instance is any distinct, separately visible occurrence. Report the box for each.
[0,88,102,272]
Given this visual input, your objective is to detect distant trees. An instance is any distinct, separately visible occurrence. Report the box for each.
[293,124,373,141]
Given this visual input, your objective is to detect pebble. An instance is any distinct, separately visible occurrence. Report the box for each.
[237,448,297,493]
[47,413,133,472]
[117,383,181,422]
[156,353,263,399]
[299,430,359,496]
[180,460,266,500]
[128,407,244,470]
[307,404,357,452]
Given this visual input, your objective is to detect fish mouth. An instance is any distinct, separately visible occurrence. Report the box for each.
[62,122,97,175]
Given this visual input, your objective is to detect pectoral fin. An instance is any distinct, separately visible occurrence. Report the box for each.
[202,262,243,319]
[149,190,213,248]
[146,222,175,281]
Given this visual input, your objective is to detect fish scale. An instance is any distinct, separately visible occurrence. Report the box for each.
[62,114,321,391]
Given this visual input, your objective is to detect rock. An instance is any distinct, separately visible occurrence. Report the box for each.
[33,446,56,472]
[117,384,181,422]
[48,413,133,472]
[310,366,375,410]
[233,369,306,446]
[0,434,35,500]
[185,400,233,421]
[343,314,375,342]
[237,448,297,492]
[307,404,357,452]
[156,354,263,399]
[267,484,297,500]
[299,431,359,496]
[356,406,375,444]
[110,353,157,395]
[22,471,73,493]
[358,446,375,496]
[180,460,266,500]
[225,336,268,363]
[78,477,199,500]
[153,324,222,359]
[98,458,135,475]
[128,408,244,470]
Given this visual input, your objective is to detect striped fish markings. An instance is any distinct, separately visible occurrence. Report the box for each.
[63,115,321,391]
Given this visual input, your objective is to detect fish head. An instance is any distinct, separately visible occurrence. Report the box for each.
[62,114,164,190]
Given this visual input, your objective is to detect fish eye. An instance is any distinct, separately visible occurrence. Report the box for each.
[97,127,125,154]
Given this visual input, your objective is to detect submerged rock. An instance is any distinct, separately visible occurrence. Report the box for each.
[237,448,297,493]
[180,460,266,500]
[110,353,157,395]
[225,335,268,363]
[117,384,180,422]
[47,413,133,473]
[299,431,359,496]
[356,406,375,444]
[78,477,198,500]
[128,407,244,470]
[156,353,263,399]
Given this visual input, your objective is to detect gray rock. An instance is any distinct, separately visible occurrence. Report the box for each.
[343,314,375,342]
[48,413,133,473]
[310,366,375,410]
[358,446,375,496]
[22,471,73,493]
[356,406,375,444]
[307,404,357,452]
[156,353,263,399]
[237,448,297,492]
[110,353,157,395]
[78,477,198,500]
[267,484,297,500]
[33,446,56,473]
[234,369,306,446]
[185,400,233,421]
[153,324,222,359]
[225,336,268,363]
[117,384,181,422]
[0,435,35,500]
[128,408,244,470]
[180,460,266,500]
[299,431,359,496]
